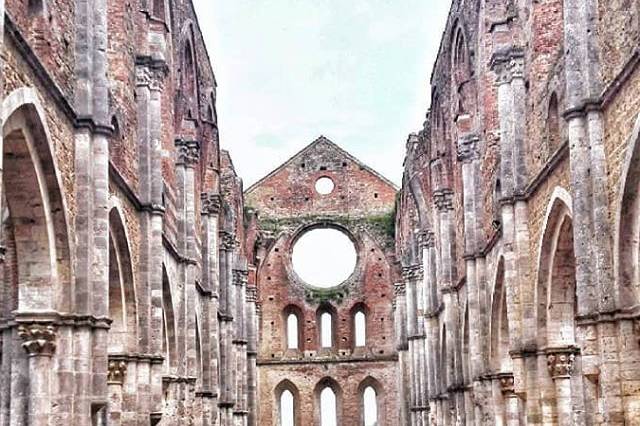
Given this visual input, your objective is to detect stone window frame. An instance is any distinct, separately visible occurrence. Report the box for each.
[316,303,338,351]
[349,302,369,349]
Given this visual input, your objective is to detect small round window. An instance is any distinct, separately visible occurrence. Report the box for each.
[292,228,356,288]
[315,177,335,195]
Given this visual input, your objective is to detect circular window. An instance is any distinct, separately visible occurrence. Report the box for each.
[315,177,335,195]
[291,228,357,288]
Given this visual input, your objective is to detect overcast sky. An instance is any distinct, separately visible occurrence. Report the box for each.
[192,1,451,187]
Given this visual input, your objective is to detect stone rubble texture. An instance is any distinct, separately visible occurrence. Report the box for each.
[0,0,639,425]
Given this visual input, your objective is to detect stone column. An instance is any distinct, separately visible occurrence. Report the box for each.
[394,281,410,425]
[219,231,236,425]
[17,323,56,426]
[546,350,576,426]
[107,359,127,426]
[246,285,258,426]
[201,193,222,425]
[135,60,168,421]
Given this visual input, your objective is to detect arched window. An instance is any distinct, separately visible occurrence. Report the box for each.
[280,389,295,426]
[363,386,378,426]
[321,312,332,348]
[183,41,196,118]
[287,313,299,350]
[354,310,366,347]
[320,387,337,426]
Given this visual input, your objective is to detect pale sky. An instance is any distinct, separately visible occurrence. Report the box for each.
[193,1,451,187]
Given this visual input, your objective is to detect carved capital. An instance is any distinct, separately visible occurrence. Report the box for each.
[419,231,435,249]
[233,269,248,286]
[18,323,56,357]
[394,282,406,297]
[108,360,128,385]
[201,192,222,215]
[403,264,424,282]
[457,136,480,163]
[220,231,236,251]
[175,140,200,167]
[490,48,525,85]
[497,372,515,395]
[433,189,454,212]
[246,286,258,303]
[546,350,576,379]
[135,63,167,92]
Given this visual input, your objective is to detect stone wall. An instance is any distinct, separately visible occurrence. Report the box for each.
[395,0,640,425]
[246,136,400,426]
[0,0,255,425]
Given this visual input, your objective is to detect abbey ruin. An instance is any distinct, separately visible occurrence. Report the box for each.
[1,0,639,424]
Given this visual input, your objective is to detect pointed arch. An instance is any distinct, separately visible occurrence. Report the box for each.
[350,302,369,349]
[615,113,640,308]
[536,189,576,347]
[283,304,303,351]
[162,266,178,370]
[108,206,138,353]
[1,88,73,312]
[358,376,384,426]
[314,377,343,426]
[275,379,300,426]
[489,257,510,372]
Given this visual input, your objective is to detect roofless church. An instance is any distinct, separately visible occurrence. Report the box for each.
[1,0,640,425]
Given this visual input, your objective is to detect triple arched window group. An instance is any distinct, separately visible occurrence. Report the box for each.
[278,378,380,426]
[284,305,368,351]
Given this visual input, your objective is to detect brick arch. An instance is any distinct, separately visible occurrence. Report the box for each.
[108,206,138,353]
[1,88,72,313]
[536,189,575,348]
[175,21,200,127]
[349,302,369,349]
[615,113,640,308]
[275,379,301,426]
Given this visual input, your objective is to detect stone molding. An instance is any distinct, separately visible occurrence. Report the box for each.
[107,360,128,385]
[18,323,57,357]
[201,192,222,215]
[175,139,201,167]
[394,282,406,297]
[546,348,577,379]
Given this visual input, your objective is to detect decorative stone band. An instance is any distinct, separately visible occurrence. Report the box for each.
[107,360,128,385]
[457,135,480,163]
[496,372,515,396]
[175,139,201,167]
[220,231,236,251]
[418,230,435,249]
[490,47,525,85]
[17,323,57,357]
[162,375,198,385]
[402,264,424,282]
[201,192,222,215]
[546,348,578,379]
[433,189,454,212]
